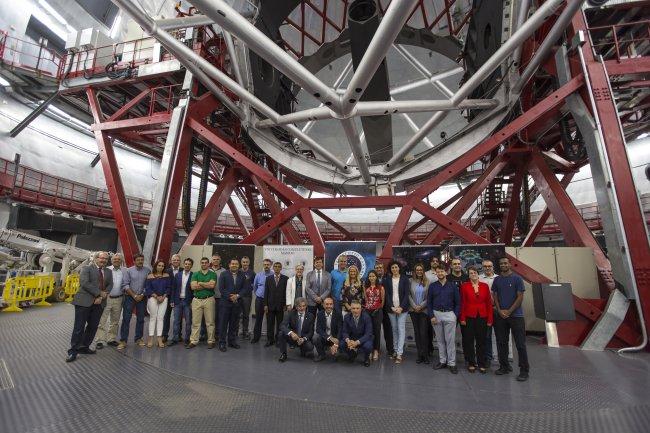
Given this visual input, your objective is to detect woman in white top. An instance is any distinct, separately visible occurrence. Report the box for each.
[385,261,410,364]
[285,264,306,310]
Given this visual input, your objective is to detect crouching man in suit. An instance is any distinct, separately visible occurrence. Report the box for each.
[278,297,314,362]
[67,251,113,362]
[312,297,342,362]
[341,300,373,367]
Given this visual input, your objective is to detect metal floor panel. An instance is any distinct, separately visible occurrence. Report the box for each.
[1,304,649,433]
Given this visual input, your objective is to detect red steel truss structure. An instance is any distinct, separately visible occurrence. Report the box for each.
[3,1,649,350]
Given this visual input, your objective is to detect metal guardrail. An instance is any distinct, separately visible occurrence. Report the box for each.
[1,274,55,312]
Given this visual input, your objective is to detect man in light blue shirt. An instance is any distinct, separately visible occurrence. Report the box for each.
[330,256,348,312]
[251,259,273,344]
[118,254,151,349]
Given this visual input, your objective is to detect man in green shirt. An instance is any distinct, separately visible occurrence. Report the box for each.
[188,257,217,349]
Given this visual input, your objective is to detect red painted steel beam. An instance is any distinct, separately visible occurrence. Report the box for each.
[227,198,249,236]
[528,151,613,292]
[186,116,302,202]
[379,205,414,261]
[425,154,510,244]
[313,209,353,240]
[242,203,302,245]
[183,166,239,246]
[522,173,574,246]
[410,75,584,200]
[403,184,470,238]
[86,87,140,266]
[251,176,303,244]
[106,88,150,122]
[500,160,528,244]
[90,113,172,132]
[604,58,650,76]
[300,208,325,256]
[154,129,193,261]
[578,13,650,339]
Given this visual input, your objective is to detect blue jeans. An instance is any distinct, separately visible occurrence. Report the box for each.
[172,298,192,342]
[119,296,146,343]
[389,312,408,356]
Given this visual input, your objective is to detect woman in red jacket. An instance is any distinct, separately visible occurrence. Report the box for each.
[459,266,494,373]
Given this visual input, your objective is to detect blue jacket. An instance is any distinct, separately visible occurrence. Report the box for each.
[341,311,373,345]
[218,271,249,307]
[171,270,193,304]
[384,274,410,311]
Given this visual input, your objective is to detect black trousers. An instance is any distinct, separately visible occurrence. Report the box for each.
[494,315,529,372]
[410,311,430,360]
[461,316,488,368]
[238,296,252,335]
[278,332,313,356]
[162,301,173,340]
[307,305,323,318]
[266,308,284,343]
[313,334,335,357]
[382,306,394,353]
[218,302,241,345]
[253,296,265,340]
[69,304,103,356]
[368,309,383,351]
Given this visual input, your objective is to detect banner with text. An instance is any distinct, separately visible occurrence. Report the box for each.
[262,245,314,277]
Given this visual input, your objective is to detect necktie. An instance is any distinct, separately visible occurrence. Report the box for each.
[298,314,303,334]
[275,275,280,285]
[316,271,321,290]
[98,268,105,291]
[354,316,359,327]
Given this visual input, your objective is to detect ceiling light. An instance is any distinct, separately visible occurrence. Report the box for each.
[110,14,122,39]
[0,76,10,86]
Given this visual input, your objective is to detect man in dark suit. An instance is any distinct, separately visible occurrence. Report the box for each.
[67,251,113,362]
[162,254,182,343]
[264,262,288,347]
[278,297,314,362]
[313,296,343,362]
[217,258,249,351]
[341,300,374,367]
[169,258,193,346]
[305,256,331,317]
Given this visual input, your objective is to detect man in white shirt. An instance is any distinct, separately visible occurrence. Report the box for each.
[95,253,123,349]
[425,256,440,285]
[313,297,343,362]
[169,258,194,346]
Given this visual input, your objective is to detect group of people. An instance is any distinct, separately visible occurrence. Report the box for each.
[66,251,530,381]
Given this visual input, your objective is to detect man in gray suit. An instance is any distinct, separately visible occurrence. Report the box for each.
[305,257,331,317]
[66,251,113,363]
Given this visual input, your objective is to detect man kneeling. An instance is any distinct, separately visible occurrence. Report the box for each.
[278,297,315,362]
[341,300,373,367]
[313,297,343,362]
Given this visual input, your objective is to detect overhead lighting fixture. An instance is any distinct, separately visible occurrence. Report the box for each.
[637,132,649,140]
[38,0,68,27]
[0,76,10,87]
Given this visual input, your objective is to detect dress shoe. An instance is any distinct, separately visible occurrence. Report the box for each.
[516,371,529,382]
[364,358,370,367]
[424,358,430,365]
[78,348,96,355]
[207,343,216,349]
[507,364,513,372]
[250,338,259,344]
[242,332,251,340]
[228,343,241,349]
[96,342,104,350]
[449,365,458,374]
[495,367,510,375]
[186,343,196,349]
[416,357,423,364]
[167,340,177,346]
[313,354,326,362]
[219,345,227,352]
[433,362,447,370]
[107,341,118,347]
[65,353,77,363]
[279,352,287,362]
[264,341,274,347]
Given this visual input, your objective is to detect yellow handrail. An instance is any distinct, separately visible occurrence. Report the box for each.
[63,274,80,302]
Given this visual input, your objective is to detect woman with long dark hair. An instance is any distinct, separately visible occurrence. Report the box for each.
[409,263,430,364]
[363,270,385,361]
[145,260,171,348]
[385,261,410,364]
